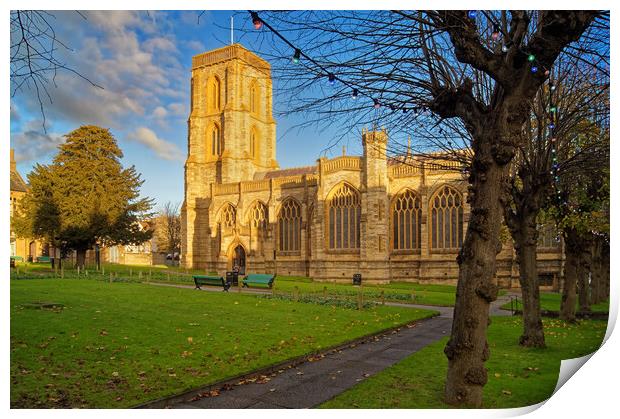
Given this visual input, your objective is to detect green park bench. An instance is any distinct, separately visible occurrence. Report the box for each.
[35,256,51,263]
[242,273,276,289]
[193,275,229,291]
[11,256,24,262]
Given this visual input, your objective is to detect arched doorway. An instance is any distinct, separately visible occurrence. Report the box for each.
[230,245,246,275]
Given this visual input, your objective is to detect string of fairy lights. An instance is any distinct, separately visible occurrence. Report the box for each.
[249,10,563,199]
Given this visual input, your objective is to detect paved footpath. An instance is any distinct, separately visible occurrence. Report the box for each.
[141,281,514,409]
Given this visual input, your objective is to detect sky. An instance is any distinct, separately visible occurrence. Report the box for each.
[9,10,361,210]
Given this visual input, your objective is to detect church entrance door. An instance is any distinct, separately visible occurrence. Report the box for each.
[230,245,246,275]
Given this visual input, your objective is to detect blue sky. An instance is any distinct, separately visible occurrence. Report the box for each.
[10,10,362,209]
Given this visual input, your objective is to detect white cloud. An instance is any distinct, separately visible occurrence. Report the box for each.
[153,106,168,119]
[127,127,184,162]
[11,121,65,163]
[11,11,189,164]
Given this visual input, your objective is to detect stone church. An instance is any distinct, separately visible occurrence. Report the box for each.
[181,44,564,286]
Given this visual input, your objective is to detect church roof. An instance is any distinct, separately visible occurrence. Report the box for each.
[10,169,28,193]
[254,165,318,180]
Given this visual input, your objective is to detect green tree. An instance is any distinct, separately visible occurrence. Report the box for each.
[14,125,153,268]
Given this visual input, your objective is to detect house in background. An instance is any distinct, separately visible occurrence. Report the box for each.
[10,149,45,262]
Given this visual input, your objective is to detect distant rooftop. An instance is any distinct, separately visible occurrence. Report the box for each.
[254,165,318,180]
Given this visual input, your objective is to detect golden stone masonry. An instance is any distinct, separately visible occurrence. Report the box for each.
[181,44,563,286]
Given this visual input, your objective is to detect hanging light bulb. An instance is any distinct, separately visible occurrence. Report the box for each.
[502,44,509,53]
[544,69,550,77]
[374,99,381,109]
[468,11,478,19]
[550,84,557,91]
[292,49,301,64]
[491,25,500,41]
[531,65,538,73]
[251,12,263,30]
[549,123,555,129]
[351,89,359,99]
[527,54,536,62]
[551,137,557,142]
[550,106,557,113]
[328,73,336,86]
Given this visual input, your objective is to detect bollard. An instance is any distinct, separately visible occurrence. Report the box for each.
[411,291,416,303]
[61,266,64,279]
[77,266,80,277]
[85,269,88,277]
[381,290,385,305]
[323,286,327,298]
[139,271,143,281]
[109,272,113,283]
[167,272,170,282]
[130,268,132,278]
[102,265,105,275]
[357,291,363,310]
[294,286,299,302]
[149,269,152,281]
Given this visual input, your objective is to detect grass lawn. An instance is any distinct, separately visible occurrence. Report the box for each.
[321,316,607,408]
[10,278,436,408]
[12,263,464,307]
[501,292,610,313]
[273,276,460,307]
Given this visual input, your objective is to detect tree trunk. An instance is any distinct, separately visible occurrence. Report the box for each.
[560,230,579,322]
[577,250,591,313]
[589,240,602,305]
[516,238,545,347]
[444,145,505,407]
[76,248,87,270]
[602,242,610,300]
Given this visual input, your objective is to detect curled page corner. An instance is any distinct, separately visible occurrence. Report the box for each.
[552,353,595,395]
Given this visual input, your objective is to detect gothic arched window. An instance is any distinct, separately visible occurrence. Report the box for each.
[430,186,463,250]
[210,77,221,111]
[327,183,361,250]
[211,124,221,156]
[278,199,301,253]
[219,204,236,228]
[250,82,258,114]
[391,189,421,251]
[248,201,268,255]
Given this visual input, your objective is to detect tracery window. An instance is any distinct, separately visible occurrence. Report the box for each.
[211,124,221,157]
[249,202,268,229]
[538,223,561,248]
[248,201,268,254]
[327,184,361,250]
[278,199,301,253]
[430,186,463,250]
[219,204,236,228]
[392,189,421,251]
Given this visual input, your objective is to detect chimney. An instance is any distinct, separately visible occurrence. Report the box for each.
[10,149,16,172]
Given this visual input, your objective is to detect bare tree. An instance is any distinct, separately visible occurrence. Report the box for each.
[240,10,606,406]
[155,201,181,260]
[503,55,609,346]
[10,10,102,131]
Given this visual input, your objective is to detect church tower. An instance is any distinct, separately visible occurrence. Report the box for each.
[183,44,278,268]
[186,44,278,193]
